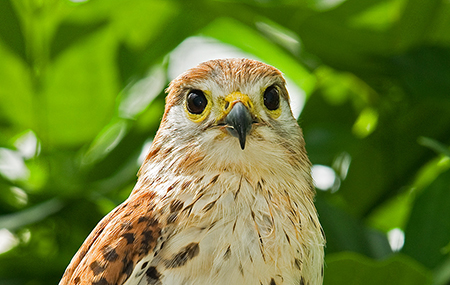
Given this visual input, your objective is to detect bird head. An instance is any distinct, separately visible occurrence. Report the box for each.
[143,58,310,177]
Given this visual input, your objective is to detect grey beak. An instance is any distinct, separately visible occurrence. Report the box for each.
[225,102,253,150]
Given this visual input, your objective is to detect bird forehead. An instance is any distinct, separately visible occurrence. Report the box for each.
[198,75,275,99]
[168,58,285,100]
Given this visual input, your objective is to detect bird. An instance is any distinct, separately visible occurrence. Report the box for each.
[59,58,325,285]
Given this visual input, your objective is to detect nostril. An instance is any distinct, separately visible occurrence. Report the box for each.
[224,101,229,110]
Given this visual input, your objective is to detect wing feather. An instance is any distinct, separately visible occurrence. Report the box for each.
[59,191,161,285]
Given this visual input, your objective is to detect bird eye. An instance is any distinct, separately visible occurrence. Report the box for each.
[263,85,280,111]
[186,90,207,114]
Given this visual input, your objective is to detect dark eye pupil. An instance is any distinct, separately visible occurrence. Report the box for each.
[263,85,280,110]
[186,90,207,114]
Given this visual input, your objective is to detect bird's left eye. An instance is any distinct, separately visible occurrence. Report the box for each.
[186,90,208,114]
[263,85,280,111]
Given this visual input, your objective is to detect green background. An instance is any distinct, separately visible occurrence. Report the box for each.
[1,0,450,284]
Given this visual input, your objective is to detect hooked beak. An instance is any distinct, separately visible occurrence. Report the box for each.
[225,101,253,150]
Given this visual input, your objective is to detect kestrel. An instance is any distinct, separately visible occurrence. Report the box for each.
[59,58,325,285]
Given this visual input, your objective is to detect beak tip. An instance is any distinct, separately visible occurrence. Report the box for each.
[239,139,246,150]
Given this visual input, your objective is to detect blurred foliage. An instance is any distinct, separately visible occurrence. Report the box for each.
[0,0,450,284]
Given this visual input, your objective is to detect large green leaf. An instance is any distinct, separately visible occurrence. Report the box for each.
[50,20,109,60]
[402,169,450,269]
[316,196,392,258]
[392,46,450,98]
[0,0,26,61]
[324,252,432,285]
[392,0,442,51]
[41,29,119,147]
[0,44,33,135]
[115,1,215,83]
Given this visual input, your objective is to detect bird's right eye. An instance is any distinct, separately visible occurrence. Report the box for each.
[186,90,207,114]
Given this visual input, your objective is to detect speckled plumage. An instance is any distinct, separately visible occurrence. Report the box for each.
[59,58,325,285]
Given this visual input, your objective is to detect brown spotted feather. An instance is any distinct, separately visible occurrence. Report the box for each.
[59,191,161,285]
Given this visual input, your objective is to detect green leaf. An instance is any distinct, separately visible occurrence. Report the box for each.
[116,1,212,83]
[302,88,358,167]
[288,5,389,74]
[367,191,413,233]
[428,1,450,45]
[0,44,33,134]
[50,20,109,60]
[316,196,392,258]
[392,0,442,51]
[392,46,450,98]
[0,0,26,61]
[347,0,406,32]
[41,28,119,147]
[324,252,432,285]
[402,169,450,269]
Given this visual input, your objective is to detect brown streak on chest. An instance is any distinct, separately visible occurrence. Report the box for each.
[164,242,200,268]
